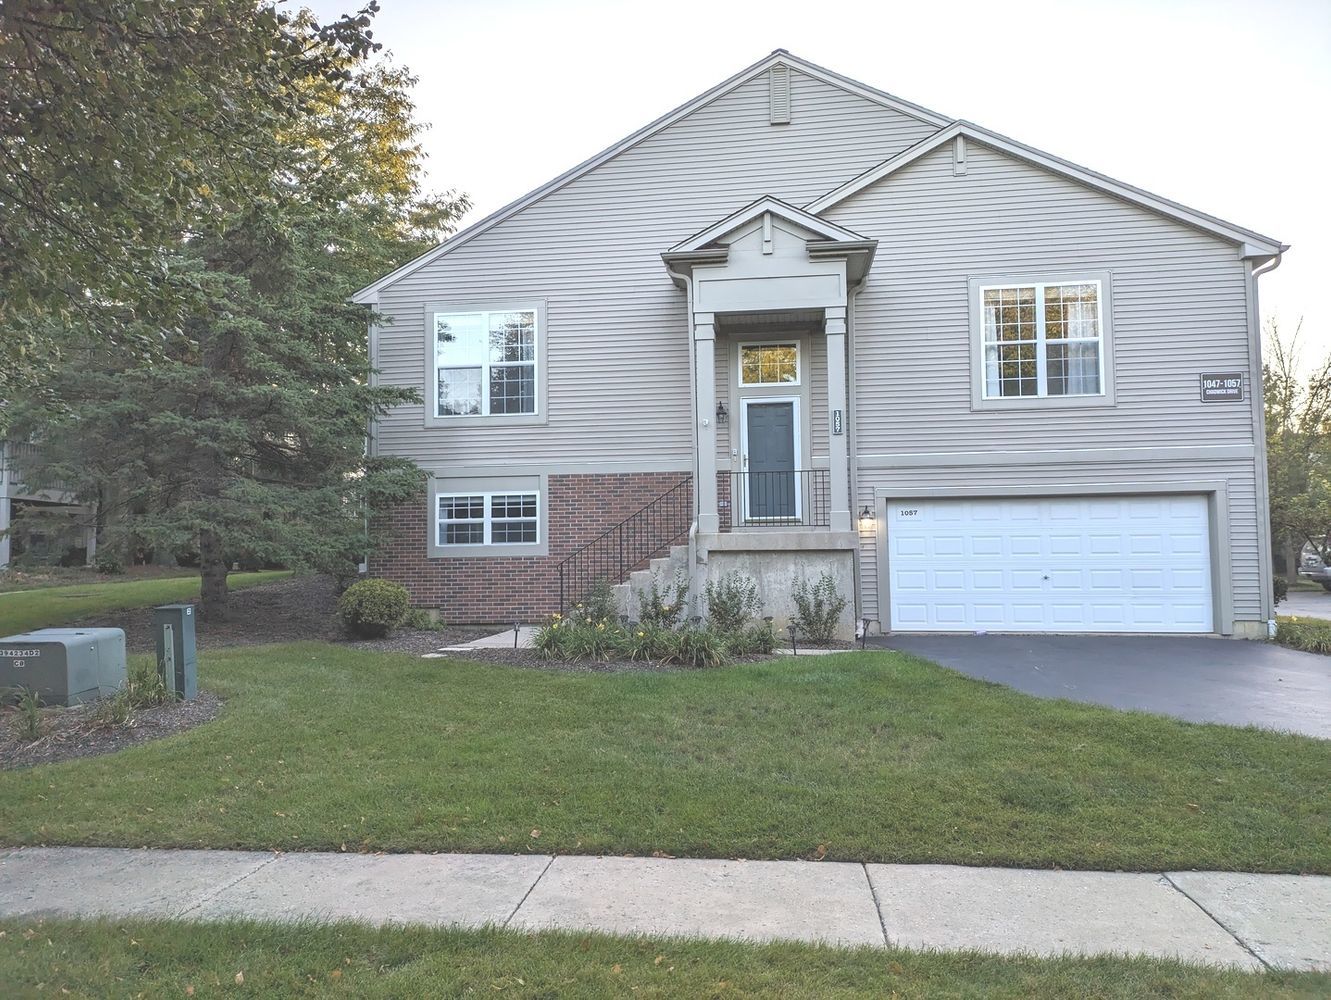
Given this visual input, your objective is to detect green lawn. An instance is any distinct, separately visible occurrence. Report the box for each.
[4,919,1326,1000]
[0,570,291,634]
[1,644,1327,873]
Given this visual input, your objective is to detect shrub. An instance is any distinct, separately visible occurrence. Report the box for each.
[1273,575,1288,606]
[1274,616,1331,654]
[92,689,134,728]
[661,625,730,669]
[705,572,761,634]
[623,624,666,661]
[93,550,125,575]
[127,659,169,708]
[337,578,410,638]
[791,571,848,646]
[9,687,43,741]
[637,572,689,628]
[572,579,619,623]
[727,619,777,656]
[402,608,444,632]
[532,615,571,659]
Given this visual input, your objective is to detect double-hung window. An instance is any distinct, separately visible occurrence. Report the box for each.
[437,492,539,546]
[980,280,1104,399]
[434,309,537,417]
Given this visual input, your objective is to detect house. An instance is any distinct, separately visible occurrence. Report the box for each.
[355,51,1285,639]
[0,439,96,569]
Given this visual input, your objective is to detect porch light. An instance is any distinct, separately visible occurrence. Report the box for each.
[715,401,728,425]
[858,505,875,527]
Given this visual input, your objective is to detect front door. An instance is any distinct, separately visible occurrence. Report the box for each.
[742,398,799,521]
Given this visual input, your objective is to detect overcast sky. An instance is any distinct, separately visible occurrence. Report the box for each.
[307,0,1330,361]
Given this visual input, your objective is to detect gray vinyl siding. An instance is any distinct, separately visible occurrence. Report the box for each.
[809,335,828,463]
[374,69,938,469]
[825,141,1261,623]
[826,141,1255,455]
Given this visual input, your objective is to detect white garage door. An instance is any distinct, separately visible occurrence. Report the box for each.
[888,496,1213,634]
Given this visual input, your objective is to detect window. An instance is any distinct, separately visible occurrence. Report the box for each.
[980,281,1103,398]
[739,343,799,385]
[434,309,537,417]
[437,492,538,546]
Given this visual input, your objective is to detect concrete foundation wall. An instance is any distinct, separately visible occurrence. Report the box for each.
[697,531,858,641]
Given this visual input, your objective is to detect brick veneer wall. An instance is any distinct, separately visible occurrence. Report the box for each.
[369,471,692,622]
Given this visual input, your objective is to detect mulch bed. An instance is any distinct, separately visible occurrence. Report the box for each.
[439,648,787,673]
[68,574,494,655]
[0,692,223,770]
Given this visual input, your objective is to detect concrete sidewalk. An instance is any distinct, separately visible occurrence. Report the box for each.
[2,848,1327,971]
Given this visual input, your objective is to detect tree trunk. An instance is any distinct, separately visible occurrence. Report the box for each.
[199,529,229,621]
[1286,535,1303,584]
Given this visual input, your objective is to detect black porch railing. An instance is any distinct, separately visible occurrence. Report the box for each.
[727,469,830,528]
[557,476,693,612]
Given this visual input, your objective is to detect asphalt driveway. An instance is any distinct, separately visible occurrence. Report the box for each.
[872,634,1331,739]
[1281,587,1331,620]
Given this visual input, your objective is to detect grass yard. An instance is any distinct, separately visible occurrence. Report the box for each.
[0,570,290,635]
[1,644,1327,873]
[4,918,1327,1000]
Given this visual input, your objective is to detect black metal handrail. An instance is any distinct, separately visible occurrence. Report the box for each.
[557,475,693,612]
[727,469,830,528]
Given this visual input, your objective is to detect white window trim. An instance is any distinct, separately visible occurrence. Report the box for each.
[738,340,802,387]
[423,299,548,428]
[967,272,1115,411]
[437,491,540,547]
[428,474,548,558]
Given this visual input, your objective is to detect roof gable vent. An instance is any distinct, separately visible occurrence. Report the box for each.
[769,64,791,125]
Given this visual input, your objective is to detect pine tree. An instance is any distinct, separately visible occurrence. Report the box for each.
[12,57,468,619]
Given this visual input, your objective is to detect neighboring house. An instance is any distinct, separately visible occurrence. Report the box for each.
[356,50,1285,639]
[0,440,96,569]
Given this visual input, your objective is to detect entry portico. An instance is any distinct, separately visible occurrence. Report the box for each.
[661,198,874,635]
[662,196,875,537]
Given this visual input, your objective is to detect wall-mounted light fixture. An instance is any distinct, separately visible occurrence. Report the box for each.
[716,401,729,425]
[858,504,875,527]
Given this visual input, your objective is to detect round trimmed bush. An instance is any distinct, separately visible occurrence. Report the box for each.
[338,579,410,638]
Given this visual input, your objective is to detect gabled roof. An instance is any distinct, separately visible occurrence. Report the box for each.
[666,195,873,253]
[662,196,878,288]
[352,50,948,304]
[806,121,1287,260]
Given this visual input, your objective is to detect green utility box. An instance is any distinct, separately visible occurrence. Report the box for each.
[152,604,197,701]
[0,628,127,706]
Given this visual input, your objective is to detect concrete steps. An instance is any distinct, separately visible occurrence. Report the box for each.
[612,543,689,619]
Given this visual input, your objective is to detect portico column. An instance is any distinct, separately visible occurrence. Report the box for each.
[825,306,852,532]
[694,312,719,533]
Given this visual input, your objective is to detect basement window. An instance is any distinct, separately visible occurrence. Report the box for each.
[437,492,538,546]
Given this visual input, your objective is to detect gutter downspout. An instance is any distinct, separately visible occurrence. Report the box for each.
[666,264,703,613]
[1247,250,1284,636]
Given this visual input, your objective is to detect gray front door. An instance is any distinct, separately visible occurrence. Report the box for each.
[745,400,797,520]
